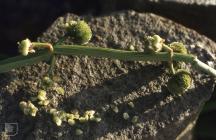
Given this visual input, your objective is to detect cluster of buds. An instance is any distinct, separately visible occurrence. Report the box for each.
[144,35,165,53]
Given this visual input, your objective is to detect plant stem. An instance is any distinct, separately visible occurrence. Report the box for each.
[0,51,51,73]
[1,44,216,77]
[54,45,216,77]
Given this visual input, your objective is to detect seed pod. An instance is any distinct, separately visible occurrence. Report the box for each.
[128,102,135,108]
[79,117,88,123]
[167,70,192,95]
[110,105,119,113]
[84,110,95,120]
[37,90,47,101]
[92,117,102,123]
[53,116,62,126]
[75,129,83,136]
[55,87,65,95]
[38,100,50,106]
[131,116,139,124]
[49,108,57,115]
[123,112,130,120]
[19,101,38,117]
[68,119,76,126]
[68,20,92,45]
[19,101,28,115]
[42,76,53,88]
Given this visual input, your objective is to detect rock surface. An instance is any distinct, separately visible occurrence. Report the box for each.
[0,11,215,140]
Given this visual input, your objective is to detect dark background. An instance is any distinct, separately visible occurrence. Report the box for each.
[0,0,216,139]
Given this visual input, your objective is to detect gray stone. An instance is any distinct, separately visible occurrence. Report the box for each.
[0,11,215,140]
[157,0,216,5]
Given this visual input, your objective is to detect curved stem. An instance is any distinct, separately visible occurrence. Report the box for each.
[32,42,53,52]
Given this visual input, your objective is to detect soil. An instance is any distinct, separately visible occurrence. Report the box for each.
[0,11,215,140]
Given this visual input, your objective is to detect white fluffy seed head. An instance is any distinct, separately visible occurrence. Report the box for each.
[18,38,32,56]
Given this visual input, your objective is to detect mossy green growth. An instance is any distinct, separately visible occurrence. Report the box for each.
[167,70,192,95]
[68,20,92,45]
[169,42,187,54]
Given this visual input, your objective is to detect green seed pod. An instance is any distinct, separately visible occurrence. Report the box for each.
[169,42,187,54]
[84,110,95,120]
[128,102,135,108]
[92,117,102,123]
[28,101,38,117]
[18,38,32,56]
[68,118,76,126]
[167,70,192,95]
[123,112,130,120]
[129,45,135,51]
[19,101,27,109]
[55,87,65,95]
[19,101,28,115]
[131,116,139,124]
[49,108,57,115]
[144,35,164,53]
[68,20,92,45]
[75,129,83,136]
[41,76,53,88]
[19,101,38,117]
[58,111,67,121]
[110,105,119,113]
[38,100,50,106]
[37,90,47,101]
[53,116,62,126]
[79,117,88,123]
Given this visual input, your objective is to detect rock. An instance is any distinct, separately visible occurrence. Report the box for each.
[0,11,215,140]
[143,0,216,42]
[99,0,216,41]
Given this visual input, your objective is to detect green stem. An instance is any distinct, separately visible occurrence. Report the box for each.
[0,51,51,73]
[54,45,195,62]
[1,44,216,77]
[54,45,216,77]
